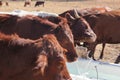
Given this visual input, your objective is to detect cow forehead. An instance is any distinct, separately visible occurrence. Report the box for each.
[0,10,58,17]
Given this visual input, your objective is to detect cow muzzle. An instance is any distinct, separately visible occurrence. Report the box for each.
[65,52,78,62]
[84,29,97,43]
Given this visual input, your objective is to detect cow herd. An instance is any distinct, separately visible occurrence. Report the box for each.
[0,1,44,7]
[0,1,9,6]
[0,6,120,80]
[24,1,45,7]
[63,7,120,61]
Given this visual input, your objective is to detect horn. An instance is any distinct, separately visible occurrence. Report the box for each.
[65,13,75,20]
[74,9,80,18]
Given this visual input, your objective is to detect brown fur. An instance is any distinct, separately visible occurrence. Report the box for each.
[0,1,2,6]
[59,7,114,60]
[0,1,9,6]
[35,1,45,7]
[78,7,112,16]
[59,9,97,44]
[83,10,120,60]
[0,14,78,62]
[24,1,31,7]
[0,33,71,80]
[5,2,9,6]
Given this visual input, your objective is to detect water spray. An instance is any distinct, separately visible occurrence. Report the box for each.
[95,66,98,80]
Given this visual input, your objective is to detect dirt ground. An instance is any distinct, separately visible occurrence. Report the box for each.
[76,44,120,64]
[0,0,120,63]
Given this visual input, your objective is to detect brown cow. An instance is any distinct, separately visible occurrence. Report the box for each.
[59,7,112,60]
[0,14,78,62]
[0,33,71,80]
[60,7,112,17]
[78,7,112,16]
[24,1,31,7]
[83,10,120,60]
[0,1,9,6]
[59,9,97,45]
[114,54,120,64]
[71,7,111,60]
[35,0,45,7]
[5,2,9,6]
[0,1,2,6]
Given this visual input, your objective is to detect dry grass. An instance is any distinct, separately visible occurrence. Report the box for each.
[0,0,120,63]
[1,0,120,13]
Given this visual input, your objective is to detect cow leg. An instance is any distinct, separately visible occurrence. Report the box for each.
[114,54,120,64]
[24,4,26,7]
[87,43,97,60]
[88,49,96,60]
[29,3,31,6]
[99,43,106,60]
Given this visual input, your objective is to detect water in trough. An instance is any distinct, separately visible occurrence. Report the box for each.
[67,58,120,80]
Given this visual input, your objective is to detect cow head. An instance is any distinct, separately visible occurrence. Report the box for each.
[34,34,72,80]
[59,9,97,44]
[0,33,71,80]
[40,16,78,62]
[52,17,78,62]
[35,54,71,80]
[45,54,71,80]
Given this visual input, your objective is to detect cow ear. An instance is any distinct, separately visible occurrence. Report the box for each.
[65,13,75,25]
[34,53,48,76]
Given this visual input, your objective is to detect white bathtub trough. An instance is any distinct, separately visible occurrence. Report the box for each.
[67,59,120,80]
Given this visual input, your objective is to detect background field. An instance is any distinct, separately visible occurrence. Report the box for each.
[0,0,120,63]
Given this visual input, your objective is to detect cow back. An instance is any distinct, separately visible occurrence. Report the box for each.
[84,10,120,43]
[0,33,71,80]
[0,14,78,62]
